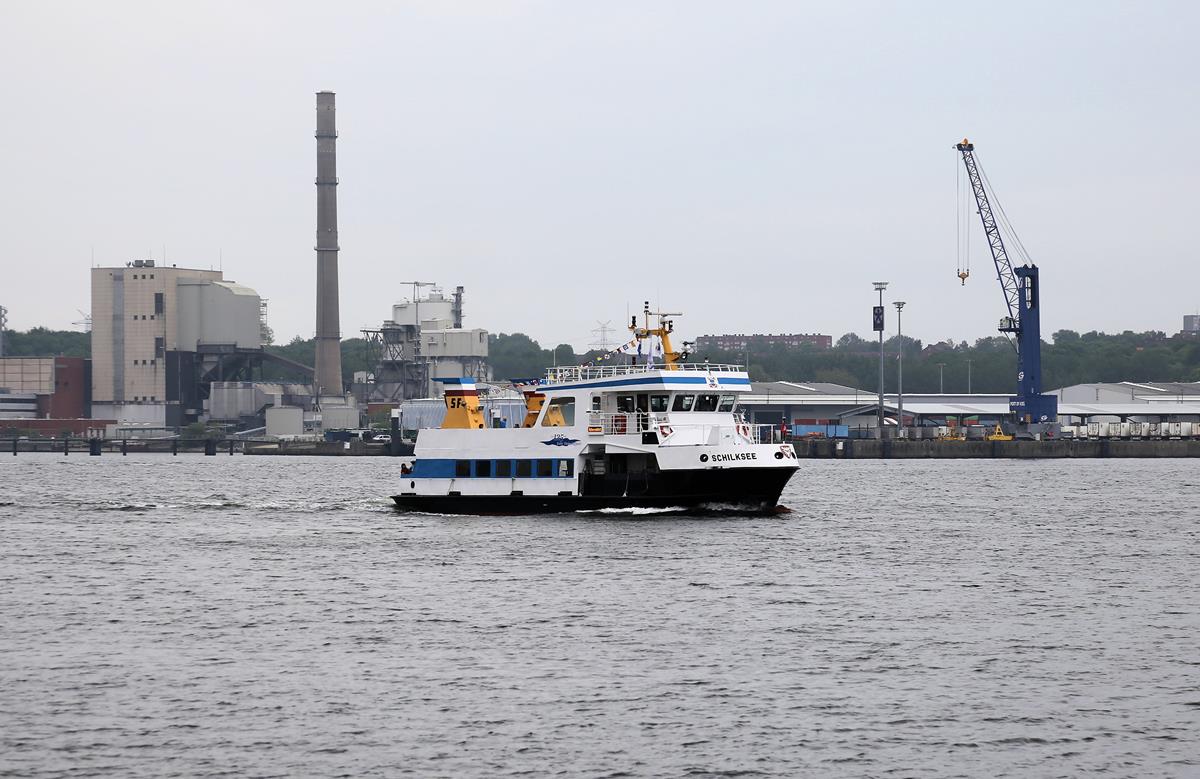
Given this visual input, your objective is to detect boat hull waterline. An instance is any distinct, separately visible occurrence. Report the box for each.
[392,466,794,515]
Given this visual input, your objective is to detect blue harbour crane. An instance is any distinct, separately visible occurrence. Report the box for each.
[955,138,1058,431]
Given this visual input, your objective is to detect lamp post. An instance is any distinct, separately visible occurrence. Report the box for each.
[872,282,888,437]
[967,358,973,394]
[894,301,906,435]
[937,362,946,393]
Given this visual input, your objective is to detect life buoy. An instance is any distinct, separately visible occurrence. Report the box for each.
[658,424,674,439]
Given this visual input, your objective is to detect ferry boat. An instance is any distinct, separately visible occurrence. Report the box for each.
[391,305,798,514]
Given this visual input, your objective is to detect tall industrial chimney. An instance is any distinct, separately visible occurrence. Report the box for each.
[314,90,343,397]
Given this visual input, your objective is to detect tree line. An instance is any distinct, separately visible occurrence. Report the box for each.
[4,327,1198,393]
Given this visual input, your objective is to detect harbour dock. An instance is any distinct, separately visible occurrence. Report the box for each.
[794,438,1200,459]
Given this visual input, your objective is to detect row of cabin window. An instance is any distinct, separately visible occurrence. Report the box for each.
[535,393,740,428]
[609,393,738,413]
[456,458,574,478]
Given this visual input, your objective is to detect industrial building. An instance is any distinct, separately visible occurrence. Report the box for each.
[0,356,90,418]
[734,379,1200,434]
[1053,380,1200,405]
[0,356,109,436]
[360,285,489,402]
[695,333,832,351]
[90,260,275,427]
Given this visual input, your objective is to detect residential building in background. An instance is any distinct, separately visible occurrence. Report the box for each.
[695,333,832,352]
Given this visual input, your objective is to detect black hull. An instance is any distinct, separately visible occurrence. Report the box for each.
[391,466,795,516]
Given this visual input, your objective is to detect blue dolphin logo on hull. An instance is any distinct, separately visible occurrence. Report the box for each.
[541,435,580,446]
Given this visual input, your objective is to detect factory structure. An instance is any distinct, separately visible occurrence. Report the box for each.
[89,260,278,428]
[359,285,489,403]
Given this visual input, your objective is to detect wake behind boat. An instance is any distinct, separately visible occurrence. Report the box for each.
[391,304,798,514]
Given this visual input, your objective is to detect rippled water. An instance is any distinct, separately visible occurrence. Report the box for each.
[1,454,1197,777]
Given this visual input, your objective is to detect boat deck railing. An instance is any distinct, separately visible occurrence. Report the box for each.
[585,412,781,443]
[545,362,744,384]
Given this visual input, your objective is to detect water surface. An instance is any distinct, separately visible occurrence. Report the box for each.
[1,455,1197,777]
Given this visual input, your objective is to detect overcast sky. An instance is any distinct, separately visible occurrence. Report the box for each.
[4,1,1198,350]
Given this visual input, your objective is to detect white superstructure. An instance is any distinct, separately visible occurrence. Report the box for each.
[394,334,798,514]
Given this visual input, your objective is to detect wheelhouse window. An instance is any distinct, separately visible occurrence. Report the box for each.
[696,394,720,412]
[718,394,737,412]
[650,394,669,413]
[672,394,695,412]
[616,395,635,412]
[541,397,575,426]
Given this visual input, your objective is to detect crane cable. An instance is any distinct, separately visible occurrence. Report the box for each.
[955,155,961,278]
[976,153,1036,266]
[956,154,970,285]
[971,151,1024,353]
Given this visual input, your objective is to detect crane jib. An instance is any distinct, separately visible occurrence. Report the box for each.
[956,145,1021,325]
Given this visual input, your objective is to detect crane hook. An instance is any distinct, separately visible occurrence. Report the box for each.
[958,269,970,286]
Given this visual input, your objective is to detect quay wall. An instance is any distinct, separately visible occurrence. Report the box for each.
[793,439,1200,459]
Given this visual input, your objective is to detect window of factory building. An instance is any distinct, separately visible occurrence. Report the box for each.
[155,337,165,358]
[672,394,696,412]
[696,394,720,411]
[154,293,164,314]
